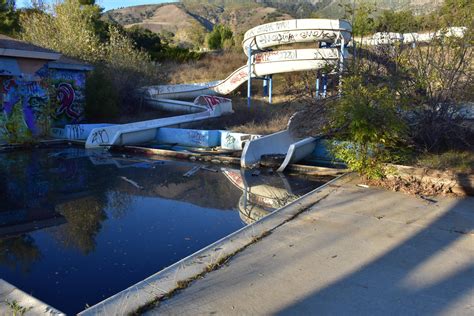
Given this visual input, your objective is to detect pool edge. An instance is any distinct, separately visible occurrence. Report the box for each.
[79,173,354,316]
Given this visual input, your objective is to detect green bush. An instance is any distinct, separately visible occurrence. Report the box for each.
[85,66,119,121]
[207,24,234,50]
[328,76,406,179]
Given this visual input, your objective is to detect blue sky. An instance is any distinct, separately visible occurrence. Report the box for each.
[19,0,178,11]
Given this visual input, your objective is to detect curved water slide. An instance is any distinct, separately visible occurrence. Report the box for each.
[85,19,352,151]
[144,19,352,102]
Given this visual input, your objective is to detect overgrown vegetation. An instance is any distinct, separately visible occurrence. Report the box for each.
[327,77,407,179]
[0,0,19,35]
[322,0,473,179]
[207,24,234,50]
[19,0,158,120]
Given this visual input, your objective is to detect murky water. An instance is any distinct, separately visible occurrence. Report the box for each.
[0,147,331,313]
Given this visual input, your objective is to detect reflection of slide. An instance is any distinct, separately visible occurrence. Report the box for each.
[144,19,352,101]
[222,167,298,225]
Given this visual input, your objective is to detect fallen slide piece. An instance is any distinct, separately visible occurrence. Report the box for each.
[277,136,318,172]
[241,129,316,170]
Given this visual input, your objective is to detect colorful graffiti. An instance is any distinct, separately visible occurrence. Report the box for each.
[56,83,79,120]
[50,69,86,127]
[0,77,49,140]
[0,68,86,141]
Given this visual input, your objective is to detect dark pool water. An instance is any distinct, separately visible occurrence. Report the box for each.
[0,147,331,313]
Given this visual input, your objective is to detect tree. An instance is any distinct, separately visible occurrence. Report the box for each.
[438,0,473,28]
[20,0,158,118]
[126,26,162,58]
[207,24,234,50]
[374,10,420,33]
[341,1,376,37]
[0,0,19,35]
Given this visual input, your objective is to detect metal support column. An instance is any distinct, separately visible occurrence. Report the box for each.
[338,36,345,97]
[315,76,320,100]
[247,44,252,108]
[268,75,273,104]
[263,76,269,97]
[322,74,327,98]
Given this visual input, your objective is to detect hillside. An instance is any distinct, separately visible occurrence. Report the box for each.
[102,1,292,48]
[102,0,444,47]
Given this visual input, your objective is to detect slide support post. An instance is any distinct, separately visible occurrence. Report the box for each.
[315,76,320,100]
[339,35,345,97]
[263,76,268,97]
[322,74,327,98]
[269,75,273,104]
[247,44,252,108]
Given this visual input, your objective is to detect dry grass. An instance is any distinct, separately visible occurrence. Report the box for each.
[197,97,306,135]
[154,50,327,135]
[415,150,474,173]
[162,50,247,84]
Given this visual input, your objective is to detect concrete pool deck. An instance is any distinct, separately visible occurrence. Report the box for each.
[150,176,474,315]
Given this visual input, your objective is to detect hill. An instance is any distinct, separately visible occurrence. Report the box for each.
[102,1,292,48]
[102,0,444,48]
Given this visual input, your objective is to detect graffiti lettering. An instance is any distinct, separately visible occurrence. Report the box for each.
[225,133,236,146]
[258,32,296,45]
[255,50,296,63]
[90,129,109,144]
[188,131,206,146]
[68,124,85,140]
[229,69,248,86]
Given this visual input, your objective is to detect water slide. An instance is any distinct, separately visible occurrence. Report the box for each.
[85,19,352,153]
[143,19,352,103]
[85,95,232,148]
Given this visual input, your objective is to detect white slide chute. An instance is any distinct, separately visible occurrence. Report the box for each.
[144,19,352,102]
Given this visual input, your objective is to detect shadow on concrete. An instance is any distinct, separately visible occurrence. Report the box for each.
[276,197,474,315]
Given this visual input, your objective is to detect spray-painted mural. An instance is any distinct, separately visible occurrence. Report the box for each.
[50,69,86,127]
[0,68,86,142]
[0,76,50,141]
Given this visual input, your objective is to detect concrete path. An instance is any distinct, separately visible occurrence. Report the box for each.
[149,178,474,315]
[0,279,64,315]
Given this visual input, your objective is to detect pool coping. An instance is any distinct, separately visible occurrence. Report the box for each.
[0,279,64,315]
[78,172,354,316]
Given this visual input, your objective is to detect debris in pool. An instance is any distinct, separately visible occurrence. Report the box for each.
[252,170,261,176]
[201,166,218,173]
[183,165,201,177]
[120,176,144,190]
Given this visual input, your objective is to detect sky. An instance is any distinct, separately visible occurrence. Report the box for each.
[18,0,178,12]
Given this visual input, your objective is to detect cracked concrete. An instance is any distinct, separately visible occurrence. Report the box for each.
[150,177,474,315]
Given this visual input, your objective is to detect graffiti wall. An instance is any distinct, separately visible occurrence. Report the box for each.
[0,67,86,142]
[0,76,50,141]
[49,69,86,128]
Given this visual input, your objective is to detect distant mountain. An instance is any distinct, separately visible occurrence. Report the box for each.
[102,0,444,48]
[102,1,292,47]
[257,0,444,17]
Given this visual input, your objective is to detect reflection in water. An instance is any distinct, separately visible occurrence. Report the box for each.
[222,168,302,224]
[53,196,107,254]
[0,235,41,273]
[0,147,330,313]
